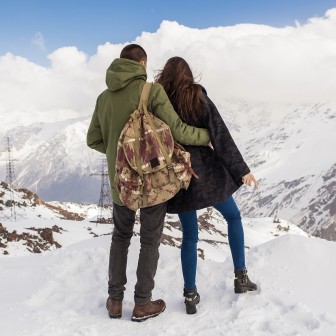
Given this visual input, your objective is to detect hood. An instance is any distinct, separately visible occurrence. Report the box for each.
[105,58,147,92]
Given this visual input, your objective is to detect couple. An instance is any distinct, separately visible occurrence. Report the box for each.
[87,44,258,322]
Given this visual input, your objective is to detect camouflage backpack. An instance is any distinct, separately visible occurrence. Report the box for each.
[115,82,196,211]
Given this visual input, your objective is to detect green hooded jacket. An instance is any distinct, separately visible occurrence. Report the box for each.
[87,58,210,205]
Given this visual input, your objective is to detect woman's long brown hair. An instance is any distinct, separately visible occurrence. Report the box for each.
[155,57,206,122]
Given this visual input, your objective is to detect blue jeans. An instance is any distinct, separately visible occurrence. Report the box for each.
[178,196,245,290]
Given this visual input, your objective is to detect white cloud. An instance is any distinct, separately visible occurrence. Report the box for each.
[33,32,45,51]
[1,8,336,131]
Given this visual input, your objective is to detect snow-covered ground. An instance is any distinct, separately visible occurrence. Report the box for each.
[0,233,335,336]
[1,187,334,335]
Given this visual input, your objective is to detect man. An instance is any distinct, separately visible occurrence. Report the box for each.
[87,44,210,322]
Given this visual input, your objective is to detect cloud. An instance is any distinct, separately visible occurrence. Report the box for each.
[32,32,45,51]
[141,9,336,104]
[0,8,336,131]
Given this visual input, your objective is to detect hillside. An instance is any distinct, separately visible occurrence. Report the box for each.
[0,184,306,257]
[0,234,335,336]
[1,185,335,335]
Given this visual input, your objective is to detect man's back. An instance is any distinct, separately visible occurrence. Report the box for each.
[87,58,210,205]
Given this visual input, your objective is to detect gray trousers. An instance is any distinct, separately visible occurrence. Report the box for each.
[108,202,167,305]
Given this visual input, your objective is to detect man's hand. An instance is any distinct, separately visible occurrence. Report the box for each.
[242,173,259,188]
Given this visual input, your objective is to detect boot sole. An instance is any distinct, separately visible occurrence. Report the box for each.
[234,286,260,294]
[131,305,166,322]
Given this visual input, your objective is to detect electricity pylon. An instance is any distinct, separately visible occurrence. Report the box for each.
[1,137,26,221]
[90,158,113,224]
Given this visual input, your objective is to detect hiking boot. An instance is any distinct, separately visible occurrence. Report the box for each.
[131,299,166,322]
[106,297,122,319]
[234,269,257,294]
[184,288,200,314]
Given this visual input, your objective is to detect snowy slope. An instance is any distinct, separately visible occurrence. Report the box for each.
[1,186,334,335]
[0,118,102,203]
[0,234,335,336]
[231,102,336,241]
[0,207,307,259]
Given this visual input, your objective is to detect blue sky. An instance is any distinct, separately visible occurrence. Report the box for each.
[1,0,335,65]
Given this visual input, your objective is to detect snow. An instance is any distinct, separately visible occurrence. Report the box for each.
[0,183,308,257]
[2,178,332,335]
[0,217,335,335]
[0,214,306,258]
[245,103,336,181]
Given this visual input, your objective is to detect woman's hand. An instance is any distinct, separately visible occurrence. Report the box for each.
[242,173,259,188]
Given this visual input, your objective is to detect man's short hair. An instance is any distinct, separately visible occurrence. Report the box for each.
[120,44,147,62]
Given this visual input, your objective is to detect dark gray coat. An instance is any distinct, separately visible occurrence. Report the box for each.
[167,91,250,214]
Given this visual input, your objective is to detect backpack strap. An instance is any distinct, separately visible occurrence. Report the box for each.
[132,83,155,207]
[138,82,152,111]
[139,83,176,185]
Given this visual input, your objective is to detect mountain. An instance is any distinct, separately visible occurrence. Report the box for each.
[0,118,102,203]
[0,192,335,335]
[229,102,336,241]
[0,101,335,241]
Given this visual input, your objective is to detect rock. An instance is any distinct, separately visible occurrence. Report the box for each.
[40,228,54,244]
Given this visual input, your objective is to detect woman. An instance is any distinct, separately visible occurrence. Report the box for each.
[156,57,258,315]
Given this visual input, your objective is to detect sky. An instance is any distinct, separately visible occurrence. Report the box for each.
[0,0,336,129]
[1,0,336,65]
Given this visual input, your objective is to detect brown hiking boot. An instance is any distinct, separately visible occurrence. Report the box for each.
[106,297,122,319]
[131,299,166,322]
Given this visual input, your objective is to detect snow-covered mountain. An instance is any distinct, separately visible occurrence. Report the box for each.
[230,102,336,241]
[0,188,335,335]
[0,118,101,203]
[0,100,335,241]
